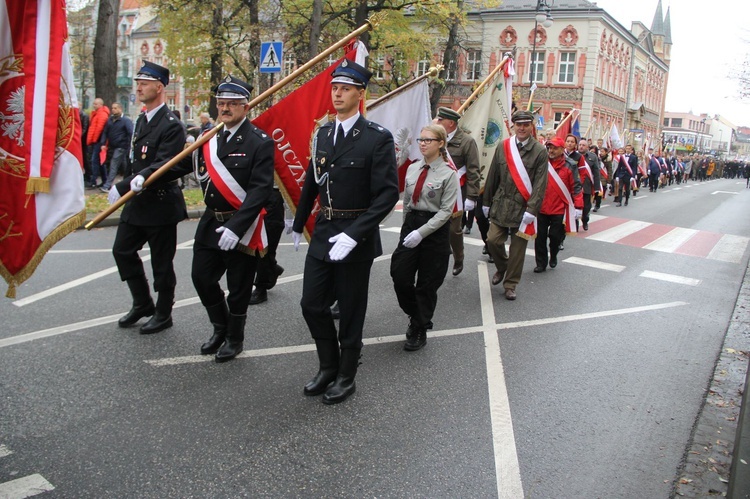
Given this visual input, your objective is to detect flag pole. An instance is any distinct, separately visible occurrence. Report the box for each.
[249,15,383,109]
[553,108,577,133]
[582,120,593,140]
[85,16,385,230]
[526,86,536,112]
[85,122,225,230]
[367,65,440,109]
[457,54,512,114]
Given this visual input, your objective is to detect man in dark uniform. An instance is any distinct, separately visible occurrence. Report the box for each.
[615,144,638,206]
[291,60,399,405]
[577,138,600,231]
[185,76,274,362]
[248,185,285,305]
[108,61,190,334]
[435,107,480,277]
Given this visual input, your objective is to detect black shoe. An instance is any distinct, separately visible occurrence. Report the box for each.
[322,349,360,405]
[140,288,174,334]
[452,262,463,276]
[215,313,246,363]
[550,255,558,268]
[533,266,546,273]
[487,254,494,264]
[482,245,488,255]
[119,277,154,327]
[624,200,628,206]
[304,340,339,396]
[463,227,471,235]
[582,222,588,231]
[249,287,267,305]
[200,299,229,355]
[592,207,599,212]
[616,202,622,207]
[558,243,564,251]
[404,327,426,351]
[266,265,284,290]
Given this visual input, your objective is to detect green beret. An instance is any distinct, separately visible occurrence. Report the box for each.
[437,107,461,122]
[511,110,535,123]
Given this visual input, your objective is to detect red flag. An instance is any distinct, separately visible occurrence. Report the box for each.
[252,51,358,236]
[0,0,86,298]
[555,111,571,141]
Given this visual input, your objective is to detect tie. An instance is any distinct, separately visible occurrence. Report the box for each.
[411,165,430,206]
[219,130,231,154]
[335,124,345,146]
[517,140,523,151]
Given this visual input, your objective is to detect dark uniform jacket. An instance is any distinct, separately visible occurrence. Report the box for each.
[293,116,399,263]
[581,150,601,194]
[615,153,638,180]
[115,105,188,226]
[447,127,481,200]
[189,118,274,248]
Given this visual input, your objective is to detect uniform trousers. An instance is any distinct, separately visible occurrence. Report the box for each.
[192,240,258,314]
[254,189,285,289]
[300,255,373,350]
[582,193,592,224]
[113,222,177,292]
[474,196,490,243]
[448,183,467,264]
[534,214,564,269]
[617,178,631,202]
[649,173,659,191]
[390,211,450,330]
[486,223,529,291]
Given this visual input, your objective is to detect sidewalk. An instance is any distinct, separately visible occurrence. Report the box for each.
[675,258,750,497]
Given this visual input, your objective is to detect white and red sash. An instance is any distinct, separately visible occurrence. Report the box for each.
[547,162,576,234]
[202,135,268,254]
[504,137,536,239]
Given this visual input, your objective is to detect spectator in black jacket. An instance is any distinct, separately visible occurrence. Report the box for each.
[79,108,90,184]
[100,102,134,191]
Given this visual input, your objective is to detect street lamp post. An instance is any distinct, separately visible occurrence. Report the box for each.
[529,1,553,96]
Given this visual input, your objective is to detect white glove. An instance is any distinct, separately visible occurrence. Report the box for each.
[482,206,490,218]
[107,185,121,205]
[292,231,302,251]
[284,218,294,235]
[328,232,357,261]
[575,209,583,220]
[464,199,476,212]
[130,174,145,193]
[215,226,240,251]
[521,211,536,225]
[402,230,423,248]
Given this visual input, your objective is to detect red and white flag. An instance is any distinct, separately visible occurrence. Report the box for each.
[0,0,85,298]
[366,77,432,192]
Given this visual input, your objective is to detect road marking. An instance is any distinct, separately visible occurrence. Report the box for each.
[643,227,699,253]
[0,444,12,457]
[631,194,647,199]
[0,474,54,498]
[711,191,738,195]
[563,256,625,272]
[587,220,652,243]
[639,271,701,286]
[708,234,750,264]
[13,240,195,307]
[477,261,524,498]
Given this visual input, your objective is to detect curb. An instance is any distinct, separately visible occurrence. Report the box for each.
[729,357,750,498]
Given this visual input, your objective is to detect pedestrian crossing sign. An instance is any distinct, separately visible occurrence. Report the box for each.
[260,42,282,73]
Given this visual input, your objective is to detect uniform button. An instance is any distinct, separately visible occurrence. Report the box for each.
[210,193,214,197]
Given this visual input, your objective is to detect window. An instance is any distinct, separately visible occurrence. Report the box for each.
[284,52,295,76]
[671,118,683,128]
[553,111,565,128]
[373,55,385,79]
[416,53,431,77]
[121,58,129,77]
[663,118,669,127]
[465,49,481,81]
[558,51,575,83]
[529,51,544,83]
[444,51,457,81]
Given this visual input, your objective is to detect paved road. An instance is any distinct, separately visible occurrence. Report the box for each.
[1,178,748,498]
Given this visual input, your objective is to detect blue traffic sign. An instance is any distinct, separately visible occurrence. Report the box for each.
[260,42,283,73]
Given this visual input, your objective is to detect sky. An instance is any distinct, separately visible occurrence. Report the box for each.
[593,0,750,127]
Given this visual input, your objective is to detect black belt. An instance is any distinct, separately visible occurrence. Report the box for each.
[408,209,437,217]
[321,206,367,220]
[207,208,237,222]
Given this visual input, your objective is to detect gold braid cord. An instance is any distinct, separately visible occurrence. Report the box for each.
[0,209,86,298]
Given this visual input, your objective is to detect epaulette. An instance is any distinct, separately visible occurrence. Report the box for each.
[366,121,387,133]
[249,123,270,140]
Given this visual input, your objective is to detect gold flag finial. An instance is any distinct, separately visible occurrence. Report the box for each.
[367,11,388,29]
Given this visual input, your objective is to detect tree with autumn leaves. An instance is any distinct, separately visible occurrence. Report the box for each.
[151,0,499,117]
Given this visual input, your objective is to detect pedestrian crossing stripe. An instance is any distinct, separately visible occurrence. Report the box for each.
[580,215,749,263]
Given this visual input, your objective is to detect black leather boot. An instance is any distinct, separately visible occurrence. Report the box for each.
[304,340,339,396]
[322,348,360,405]
[118,276,155,327]
[216,313,246,363]
[140,287,174,334]
[249,287,268,305]
[200,299,229,354]
[404,326,426,351]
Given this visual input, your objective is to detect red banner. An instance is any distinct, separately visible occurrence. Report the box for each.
[0,0,86,298]
[252,53,354,237]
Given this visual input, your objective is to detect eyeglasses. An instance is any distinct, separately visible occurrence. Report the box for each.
[216,101,245,109]
[416,138,439,144]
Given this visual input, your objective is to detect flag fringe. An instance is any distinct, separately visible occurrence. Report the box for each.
[26,177,51,194]
[515,230,535,241]
[0,209,86,299]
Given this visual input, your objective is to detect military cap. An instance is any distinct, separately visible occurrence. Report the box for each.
[214,75,253,100]
[437,107,461,122]
[134,61,169,86]
[330,59,372,88]
[511,110,535,123]
[546,137,565,148]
